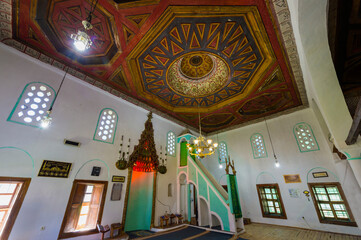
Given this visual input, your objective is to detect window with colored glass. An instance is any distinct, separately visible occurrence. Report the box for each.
[256,184,287,219]
[218,142,228,163]
[7,82,55,128]
[250,133,267,159]
[166,131,176,156]
[293,122,319,152]
[93,108,118,144]
[309,182,357,226]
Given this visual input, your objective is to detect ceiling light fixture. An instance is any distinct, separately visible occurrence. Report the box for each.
[70,0,99,51]
[41,70,67,129]
[186,58,218,158]
[264,117,280,168]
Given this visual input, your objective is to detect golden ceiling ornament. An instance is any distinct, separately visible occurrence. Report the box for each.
[186,63,218,158]
[167,52,229,97]
[180,54,214,79]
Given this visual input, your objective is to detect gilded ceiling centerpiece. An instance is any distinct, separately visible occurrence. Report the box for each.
[5,0,306,133]
[168,53,229,98]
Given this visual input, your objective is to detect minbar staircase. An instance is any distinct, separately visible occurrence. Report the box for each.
[176,133,244,233]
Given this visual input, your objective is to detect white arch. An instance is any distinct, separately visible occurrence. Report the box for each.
[210,211,224,230]
[177,171,188,213]
[198,196,211,227]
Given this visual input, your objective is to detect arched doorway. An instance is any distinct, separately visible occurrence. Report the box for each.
[189,183,198,225]
[199,198,210,227]
[179,173,187,219]
[211,213,222,230]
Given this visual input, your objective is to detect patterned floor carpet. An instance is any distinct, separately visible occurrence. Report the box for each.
[130,226,247,240]
[126,230,154,239]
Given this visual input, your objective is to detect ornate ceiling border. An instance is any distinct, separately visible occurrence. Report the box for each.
[0,0,308,135]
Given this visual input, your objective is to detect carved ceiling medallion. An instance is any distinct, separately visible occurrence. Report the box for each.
[167,52,229,97]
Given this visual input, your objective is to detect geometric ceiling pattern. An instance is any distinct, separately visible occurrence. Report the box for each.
[2,0,307,133]
[135,14,265,108]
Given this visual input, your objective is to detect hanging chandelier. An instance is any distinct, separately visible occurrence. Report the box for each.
[70,0,98,51]
[186,58,218,158]
[186,133,218,158]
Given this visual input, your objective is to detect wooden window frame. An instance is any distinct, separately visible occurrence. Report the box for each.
[58,180,108,239]
[308,182,357,227]
[0,177,31,240]
[256,184,287,219]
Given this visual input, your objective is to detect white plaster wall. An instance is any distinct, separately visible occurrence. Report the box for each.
[287,0,361,189]
[204,109,361,235]
[0,43,184,240]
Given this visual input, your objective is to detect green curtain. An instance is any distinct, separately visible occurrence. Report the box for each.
[180,142,188,166]
[125,171,154,231]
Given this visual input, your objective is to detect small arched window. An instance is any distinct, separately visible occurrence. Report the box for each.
[250,133,267,159]
[93,108,118,144]
[293,122,319,152]
[218,141,228,163]
[7,82,56,128]
[166,131,176,156]
[168,183,173,197]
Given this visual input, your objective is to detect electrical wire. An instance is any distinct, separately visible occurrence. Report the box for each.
[302,216,314,230]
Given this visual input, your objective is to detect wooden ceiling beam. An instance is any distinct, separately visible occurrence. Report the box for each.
[346,98,361,145]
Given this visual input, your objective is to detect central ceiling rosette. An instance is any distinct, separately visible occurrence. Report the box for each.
[167,52,229,97]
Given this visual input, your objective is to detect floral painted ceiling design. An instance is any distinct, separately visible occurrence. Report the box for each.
[2,0,307,133]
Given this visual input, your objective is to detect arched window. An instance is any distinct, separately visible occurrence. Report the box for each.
[168,183,173,197]
[166,131,176,156]
[218,141,228,163]
[93,108,118,144]
[7,82,56,128]
[250,133,267,159]
[293,122,319,152]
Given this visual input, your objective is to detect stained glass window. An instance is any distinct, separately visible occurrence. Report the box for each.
[250,133,267,159]
[257,184,286,219]
[7,82,56,128]
[93,108,118,144]
[166,131,176,156]
[309,183,356,226]
[218,142,228,163]
[293,123,319,152]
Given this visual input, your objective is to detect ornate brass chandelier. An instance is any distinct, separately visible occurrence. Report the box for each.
[70,0,99,51]
[186,59,218,158]
[186,132,218,158]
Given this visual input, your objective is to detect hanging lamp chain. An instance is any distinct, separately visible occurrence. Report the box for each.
[264,117,277,159]
[197,66,202,136]
[86,0,99,23]
[49,69,68,112]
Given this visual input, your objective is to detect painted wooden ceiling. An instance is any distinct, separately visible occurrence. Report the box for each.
[5,0,306,133]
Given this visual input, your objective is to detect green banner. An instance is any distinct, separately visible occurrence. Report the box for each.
[227,174,242,218]
[180,142,188,166]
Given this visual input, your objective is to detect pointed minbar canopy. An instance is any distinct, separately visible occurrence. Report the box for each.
[128,112,159,172]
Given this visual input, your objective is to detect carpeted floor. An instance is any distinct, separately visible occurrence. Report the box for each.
[132,226,247,240]
[127,230,154,239]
